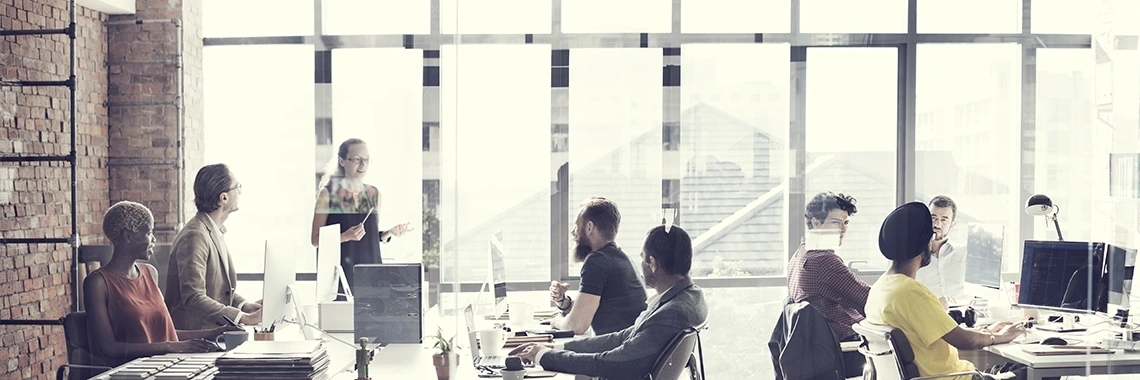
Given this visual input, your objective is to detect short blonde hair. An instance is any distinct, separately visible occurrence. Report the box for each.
[103,201,154,246]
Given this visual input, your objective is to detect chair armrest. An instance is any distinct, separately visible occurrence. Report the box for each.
[912,371,980,380]
[56,363,113,380]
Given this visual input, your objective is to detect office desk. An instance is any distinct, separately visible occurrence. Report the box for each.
[985,343,1140,379]
[335,342,584,380]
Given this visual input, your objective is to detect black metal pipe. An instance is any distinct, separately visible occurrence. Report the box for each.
[0,28,69,36]
[0,238,70,244]
[0,79,72,87]
[68,0,80,313]
[0,155,71,162]
[0,318,64,326]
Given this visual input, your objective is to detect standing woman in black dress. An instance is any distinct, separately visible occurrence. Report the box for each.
[310,138,410,293]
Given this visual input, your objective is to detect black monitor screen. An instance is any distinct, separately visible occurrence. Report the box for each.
[1018,240,1108,314]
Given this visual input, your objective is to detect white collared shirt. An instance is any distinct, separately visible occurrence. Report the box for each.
[915,241,967,304]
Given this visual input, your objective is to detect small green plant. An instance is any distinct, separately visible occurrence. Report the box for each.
[429,327,455,353]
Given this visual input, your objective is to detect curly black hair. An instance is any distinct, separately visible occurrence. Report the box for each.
[804,192,858,229]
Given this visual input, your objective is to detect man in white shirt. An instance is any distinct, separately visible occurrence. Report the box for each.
[915,195,968,308]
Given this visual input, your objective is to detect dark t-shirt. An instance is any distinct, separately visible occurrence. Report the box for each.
[579,242,648,335]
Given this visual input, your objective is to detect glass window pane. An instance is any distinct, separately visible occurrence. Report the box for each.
[203,0,313,38]
[918,0,1021,33]
[799,0,906,33]
[681,44,790,277]
[806,47,898,270]
[203,45,316,275]
[916,44,1021,272]
[562,0,671,34]
[331,48,424,264]
[1031,0,1094,34]
[324,0,429,35]
[566,49,663,276]
[1035,49,1097,242]
[440,45,551,283]
[440,0,551,34]
[681,0,790,33]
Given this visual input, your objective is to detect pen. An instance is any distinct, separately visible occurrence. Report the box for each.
[222,315,241,328]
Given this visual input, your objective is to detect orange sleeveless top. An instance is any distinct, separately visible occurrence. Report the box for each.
[93,263,179,364]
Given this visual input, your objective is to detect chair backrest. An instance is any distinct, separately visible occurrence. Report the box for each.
[63,311,100,380]
[645,327,700,380]
[852,321,918,380]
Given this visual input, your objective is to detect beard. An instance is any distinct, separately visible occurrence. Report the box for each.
[933,229,946,241]
[920,246,934,268]
[642,260,656,289]
[573,235,592,263]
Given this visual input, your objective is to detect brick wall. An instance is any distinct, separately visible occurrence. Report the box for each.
[0,0,110,379]
[107,0,188,242]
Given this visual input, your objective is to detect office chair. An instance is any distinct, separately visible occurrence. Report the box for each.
[56,312,112,380]
[853,321,978,380]
[645,326,702,380]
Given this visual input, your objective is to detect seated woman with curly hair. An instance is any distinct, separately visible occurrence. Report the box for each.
[85,201,240,366]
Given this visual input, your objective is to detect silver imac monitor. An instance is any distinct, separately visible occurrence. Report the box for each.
[489,232,508,303]
[262,238,298,328]
[316,224,343,303]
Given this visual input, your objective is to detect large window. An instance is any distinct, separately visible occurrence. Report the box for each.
[199,1,1125,378]
[566,49,662,275]
[916,44,1021,271]
[680,44,790,277]
[440,45,551,283]
[806,47,898,270]
[202,44,315,286]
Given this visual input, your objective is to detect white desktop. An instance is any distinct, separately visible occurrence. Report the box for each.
[261,238,312,340]
[317,224,354,332]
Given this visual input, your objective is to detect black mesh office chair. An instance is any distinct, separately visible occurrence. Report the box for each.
[645,326,705,380]
[56,312,112,380]
[853,321,978,380]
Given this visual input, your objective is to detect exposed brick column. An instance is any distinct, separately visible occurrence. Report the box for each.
[107,0,203,241]
[1,2,110,378]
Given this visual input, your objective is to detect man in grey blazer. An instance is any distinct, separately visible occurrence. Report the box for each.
[166,164,262,329]
[513,224,708,380]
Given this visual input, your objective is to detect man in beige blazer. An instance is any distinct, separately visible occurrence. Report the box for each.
[166,164,263,329]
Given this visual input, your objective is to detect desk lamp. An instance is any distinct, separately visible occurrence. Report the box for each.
[1025,194,1064,241]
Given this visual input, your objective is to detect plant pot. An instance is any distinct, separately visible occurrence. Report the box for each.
[432,351,459,380]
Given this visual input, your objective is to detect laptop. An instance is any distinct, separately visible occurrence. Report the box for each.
[466,304,509,370]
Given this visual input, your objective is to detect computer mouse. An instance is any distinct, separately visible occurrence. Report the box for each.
[1040,337,1068,346]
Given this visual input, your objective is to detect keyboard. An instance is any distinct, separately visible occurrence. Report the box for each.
[475,355,506,368]
[105,354,219,380]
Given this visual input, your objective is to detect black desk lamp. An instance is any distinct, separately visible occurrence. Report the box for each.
[1025,194,1064,241]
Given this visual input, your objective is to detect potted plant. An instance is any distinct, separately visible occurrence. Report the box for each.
[429,327,458,380]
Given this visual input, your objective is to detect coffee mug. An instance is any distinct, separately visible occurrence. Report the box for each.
[508,302,535,329]
[477,329,508,357]
[215,330,249,351]
[501,369,526,380]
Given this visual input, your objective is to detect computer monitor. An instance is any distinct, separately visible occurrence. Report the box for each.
[1107,244,1137,310]
[489,233,507,303]
[316,224,346,303]
[1017,240,1115,315]
[261,238,298,328]
[964,223,1005,289]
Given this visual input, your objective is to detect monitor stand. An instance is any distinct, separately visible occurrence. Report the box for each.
[334,266,354,301]
[1035,313,1087,333]
[279,285,314,340]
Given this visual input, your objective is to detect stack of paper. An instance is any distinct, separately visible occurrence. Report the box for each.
[213,341,331,380]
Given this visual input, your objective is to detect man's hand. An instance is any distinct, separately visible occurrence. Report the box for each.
[508,343,554,365]
[993,323,1026,343]
[242,301,262,313]
[984,321,1013,334]
[549,281,569,305]
[240,309,263,325]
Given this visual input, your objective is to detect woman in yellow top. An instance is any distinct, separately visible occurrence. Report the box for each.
[864,202,1026,379]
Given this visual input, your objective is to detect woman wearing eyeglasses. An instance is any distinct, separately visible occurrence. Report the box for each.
[310,138,411,294]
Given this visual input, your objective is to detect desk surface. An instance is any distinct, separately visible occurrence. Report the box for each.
[333,343,583,380]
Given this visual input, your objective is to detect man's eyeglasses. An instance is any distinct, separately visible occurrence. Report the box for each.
[227,183,242,194]
[348,157,370,165]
